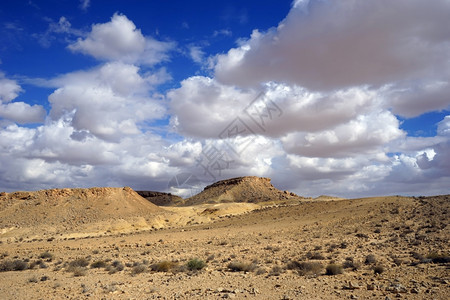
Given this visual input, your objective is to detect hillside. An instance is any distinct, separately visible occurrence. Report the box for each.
[0,187,164,239]
[135,191,184,206]
[183,176,304,206]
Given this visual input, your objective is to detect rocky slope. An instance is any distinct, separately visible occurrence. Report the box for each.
[0,187,164,239]
[135,191,184,206]
[183,176,304,206]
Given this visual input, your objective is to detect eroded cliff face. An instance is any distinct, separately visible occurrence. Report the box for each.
[184,176,302,206]
[135,191,184,206]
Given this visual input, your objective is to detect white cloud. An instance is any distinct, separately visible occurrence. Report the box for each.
[215,0,450,90]
[68,13,175,65]
[80,0,90,11]
[281,110,404,158]
[0,102,46,124]
[188,45,205,64]
[48,62,166,141]
[0,73,22,102]
[0,73,46,124]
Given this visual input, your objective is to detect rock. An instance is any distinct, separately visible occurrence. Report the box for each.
[344,281,360,290]
[367,283,376,290]
[411,288,420,294]
[350,294,358,299]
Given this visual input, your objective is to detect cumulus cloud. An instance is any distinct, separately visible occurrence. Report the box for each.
[68,13,175,65]
[166,0,450,197]
[215,0,450,89]
[0,73,46,124]
[281,110,404,158]
[48,62,166,141]
[0,73,22,102]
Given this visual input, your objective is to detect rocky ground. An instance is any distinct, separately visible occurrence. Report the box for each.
[0,194,448,299]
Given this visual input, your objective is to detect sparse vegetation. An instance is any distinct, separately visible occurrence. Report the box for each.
[39,251,53,260]
[325,264,343,275]
[426,252,450,263]
[227,261,257,272]
[186,258,206,271]
[364,254,377,265]
[150,261,178,272]
[373,265,384,274]
[131,264,147,275]
[0,259,28,272]
[306,251,325,260]
[287,261,323,276]
[90,260,108,269]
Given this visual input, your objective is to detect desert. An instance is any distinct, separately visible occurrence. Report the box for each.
[0,176,448,299]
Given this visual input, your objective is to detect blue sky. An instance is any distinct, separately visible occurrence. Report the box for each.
[0,0,449,197]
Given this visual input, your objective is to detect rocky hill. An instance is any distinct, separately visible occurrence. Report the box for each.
[183,176,304,206]
[0,187,164,239]
[135,191,184,206]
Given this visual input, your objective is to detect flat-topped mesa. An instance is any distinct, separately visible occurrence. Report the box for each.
[183,176,302,206]
[203,176,272,191]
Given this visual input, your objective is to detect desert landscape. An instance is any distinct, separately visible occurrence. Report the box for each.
[0,176,448,299]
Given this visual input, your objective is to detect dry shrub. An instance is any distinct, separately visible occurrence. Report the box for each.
[364,254,377,265]
[325,264,343,275]
[287,261,323,276]
[0,259,29,272]
[227,261,257,272]
[150,261,178,272]
[131,264,147,275]
[90,260,108,269]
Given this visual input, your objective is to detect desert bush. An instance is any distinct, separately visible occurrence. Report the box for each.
[69,258,89,268]
[186,258,206,271]
[306,251,325,260]
[131,264,147,275]
[71,266,87,277]
[39,251,53,260]
[0,259,29,272]
[373,265,384,274]
[364,254,377,265]
[426,252,450,263]
[227,261,257,272]
[90,260,108,269]
[106,260,124,274]
[269,265,284,276]
[150,261,178,272]
[342,257,360,270]
[325,264,343,275]
[286,261,323,276]
[410,251,424,260]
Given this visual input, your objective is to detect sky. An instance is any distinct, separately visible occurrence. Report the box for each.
[0,0,449,198]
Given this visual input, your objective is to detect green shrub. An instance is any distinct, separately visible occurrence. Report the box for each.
[186,258,206,271]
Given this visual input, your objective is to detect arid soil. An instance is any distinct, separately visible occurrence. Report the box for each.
[0,180,448,299]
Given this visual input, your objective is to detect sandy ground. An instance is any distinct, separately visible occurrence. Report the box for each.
[0,195,449,299]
